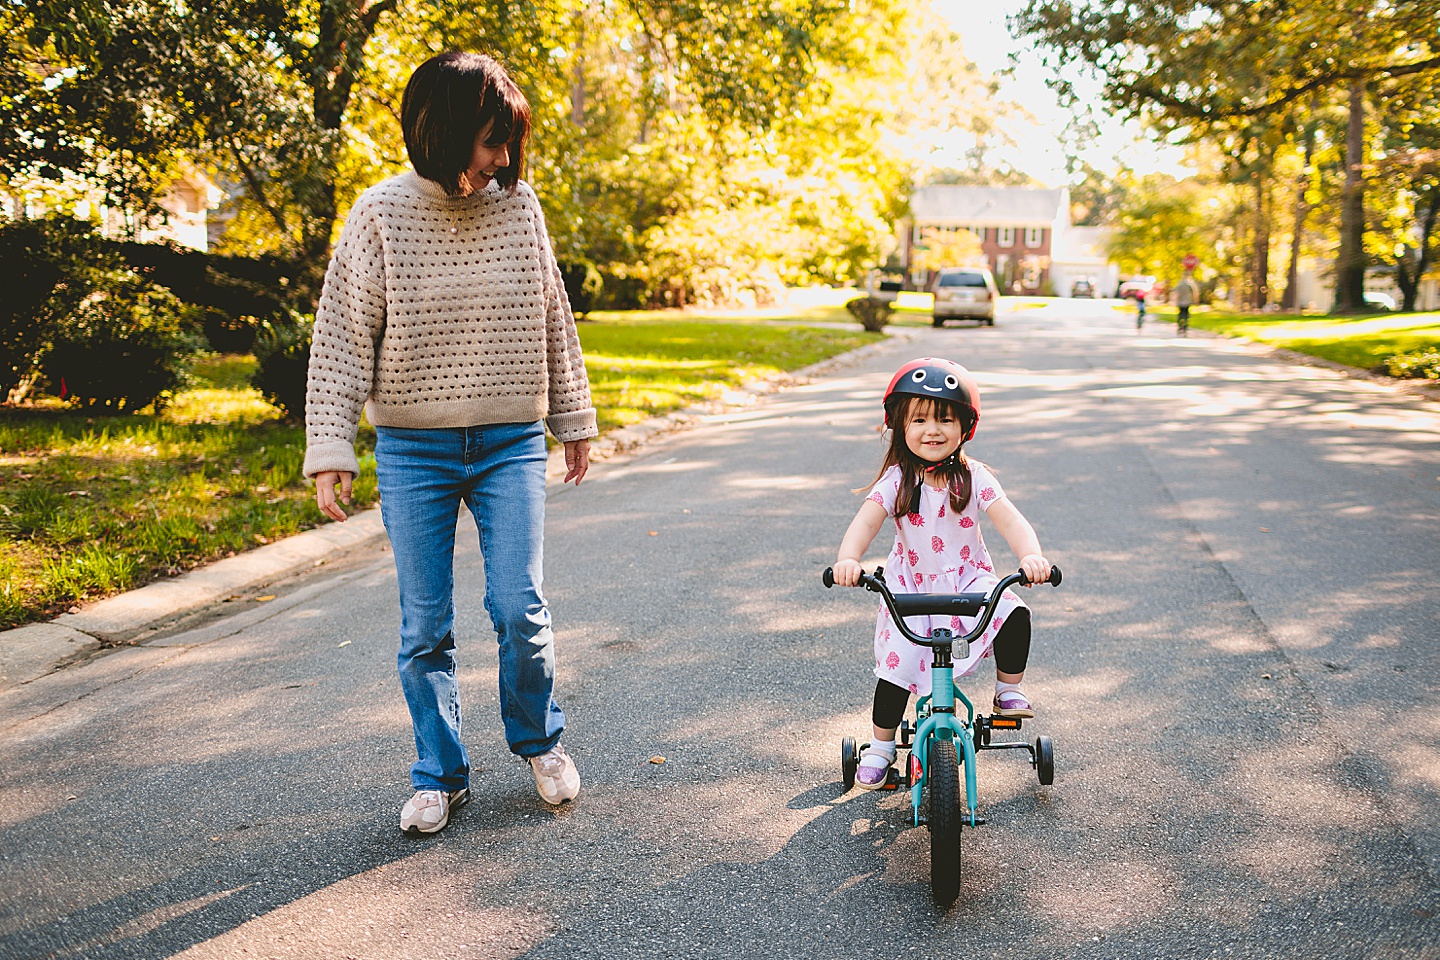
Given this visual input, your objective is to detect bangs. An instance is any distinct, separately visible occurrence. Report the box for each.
[480,83,528,146]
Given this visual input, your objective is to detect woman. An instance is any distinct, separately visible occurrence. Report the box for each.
[303,52,597,836]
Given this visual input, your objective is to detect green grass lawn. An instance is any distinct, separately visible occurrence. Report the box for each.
[0,314,877,628]
[1155,307,1440,372]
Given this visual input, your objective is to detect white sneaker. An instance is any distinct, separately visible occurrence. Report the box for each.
[529,744,580,805]
[400,787,468,835]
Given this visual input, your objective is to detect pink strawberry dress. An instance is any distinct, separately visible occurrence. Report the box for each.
[867,462,1026,695]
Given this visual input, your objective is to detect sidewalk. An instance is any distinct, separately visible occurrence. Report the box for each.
[0,335,901,690]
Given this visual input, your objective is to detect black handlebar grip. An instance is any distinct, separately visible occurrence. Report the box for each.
[1018,565,1063,587]
[822,567,835,588]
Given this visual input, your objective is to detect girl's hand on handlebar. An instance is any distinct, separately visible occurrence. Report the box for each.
[831,558,865,587]
[1018,553,1051,586]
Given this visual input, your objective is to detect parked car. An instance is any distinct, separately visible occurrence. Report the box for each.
[1071,278,1096,298]
[1363,291,1397,312]
[1119,276,1157,300]
[932,267,998,326]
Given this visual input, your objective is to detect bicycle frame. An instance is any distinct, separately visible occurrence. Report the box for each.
[827,565,1058,826]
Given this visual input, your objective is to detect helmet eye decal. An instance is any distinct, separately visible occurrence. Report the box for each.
[910,370,927,383]
[944,375,959,389]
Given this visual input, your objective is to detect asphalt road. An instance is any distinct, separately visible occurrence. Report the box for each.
[2,302,1438,959]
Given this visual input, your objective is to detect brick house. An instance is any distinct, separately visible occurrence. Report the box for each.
[900,185,1115,296]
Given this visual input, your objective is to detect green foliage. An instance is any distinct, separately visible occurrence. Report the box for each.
[40,279,204,411]
[251,312,314,420]
[1386,349,1440,380]
[0,216,113,400]
[1106,174,1218,290]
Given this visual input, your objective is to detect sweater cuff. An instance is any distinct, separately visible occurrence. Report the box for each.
[303,440,362,480]
[546,408,599,443]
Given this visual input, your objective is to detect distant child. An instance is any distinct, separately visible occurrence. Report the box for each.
[831,358,1052,790]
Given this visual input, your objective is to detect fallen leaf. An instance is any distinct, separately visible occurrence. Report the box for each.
[256,595,276,602]
[66,795,77,801]
[1261,673,1272,680]
[649,755,666,764]
[648,531,658,536]
[254,535,271,544]
[337,640,352,648]
[1259,527,1270,533]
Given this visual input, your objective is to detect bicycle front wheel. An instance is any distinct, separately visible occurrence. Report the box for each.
[927,738,962,906]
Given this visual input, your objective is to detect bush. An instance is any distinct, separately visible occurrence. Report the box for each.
[845,295,894,332]
[251,311,313,419]
[1385,349,1440,380]
[201,308,260,353]
[0,217,115,400]
[559,261,603,319]
[40,279,203,411]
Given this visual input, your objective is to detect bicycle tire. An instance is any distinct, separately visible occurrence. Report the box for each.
[928,738,962,906]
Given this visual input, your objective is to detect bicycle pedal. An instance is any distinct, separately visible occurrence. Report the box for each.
[987,716,1023,730]
[881,768,902,791]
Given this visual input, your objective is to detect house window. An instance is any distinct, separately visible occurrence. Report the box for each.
[998,226,1016,247]
[913,223,925,244]
[970,226,986,242]
[1025,226,1044,248]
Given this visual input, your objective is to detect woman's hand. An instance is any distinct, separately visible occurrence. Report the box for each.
[832,558,865,587]
[1018,553,1052,586]
[315,471,354,522]
[563,439,591,485]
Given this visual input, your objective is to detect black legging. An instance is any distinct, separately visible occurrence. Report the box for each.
[871,607,1031,730]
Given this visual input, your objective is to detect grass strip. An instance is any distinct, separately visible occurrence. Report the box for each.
[1162,308,1440,371]
[0,316,876,628]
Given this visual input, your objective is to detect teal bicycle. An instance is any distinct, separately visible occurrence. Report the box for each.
[823,564,1063,906]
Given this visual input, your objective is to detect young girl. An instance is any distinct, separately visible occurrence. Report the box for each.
[831,358,1052,790]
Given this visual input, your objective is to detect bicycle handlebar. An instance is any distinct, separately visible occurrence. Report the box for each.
[822,564,1062,648]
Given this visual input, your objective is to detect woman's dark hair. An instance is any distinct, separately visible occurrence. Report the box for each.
[868,394,974,516]
[401,52,531,195]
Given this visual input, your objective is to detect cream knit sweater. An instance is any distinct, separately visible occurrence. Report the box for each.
[303,172,598,479]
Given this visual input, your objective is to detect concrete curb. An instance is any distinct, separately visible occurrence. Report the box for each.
[0,330,903,690]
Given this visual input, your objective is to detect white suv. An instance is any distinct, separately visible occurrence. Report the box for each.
[932,267,998,326]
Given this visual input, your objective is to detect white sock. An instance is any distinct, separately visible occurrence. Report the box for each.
[995,681,1023,696]
[862,738,896,765]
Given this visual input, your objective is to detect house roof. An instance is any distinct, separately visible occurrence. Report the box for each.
[911,186,1068,227]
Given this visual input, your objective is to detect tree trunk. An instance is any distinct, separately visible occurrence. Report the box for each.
[1397,187,1440,312]
[1333,79,1368,313]
[1251,172,1270,309]
[1280,115,1316,311]
[288,0,395,309]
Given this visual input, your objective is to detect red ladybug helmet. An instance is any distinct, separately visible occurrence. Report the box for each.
[883,357,981,441]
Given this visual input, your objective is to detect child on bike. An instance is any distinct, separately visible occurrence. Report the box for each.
[831,358,1053,790]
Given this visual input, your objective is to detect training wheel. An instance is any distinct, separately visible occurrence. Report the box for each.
[841,736,858,790]
[1034,735,1054,786]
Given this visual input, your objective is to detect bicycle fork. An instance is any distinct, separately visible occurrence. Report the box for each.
[908,660,983,828]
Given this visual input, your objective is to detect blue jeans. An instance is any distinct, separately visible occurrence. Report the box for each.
[374,422,565,793]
